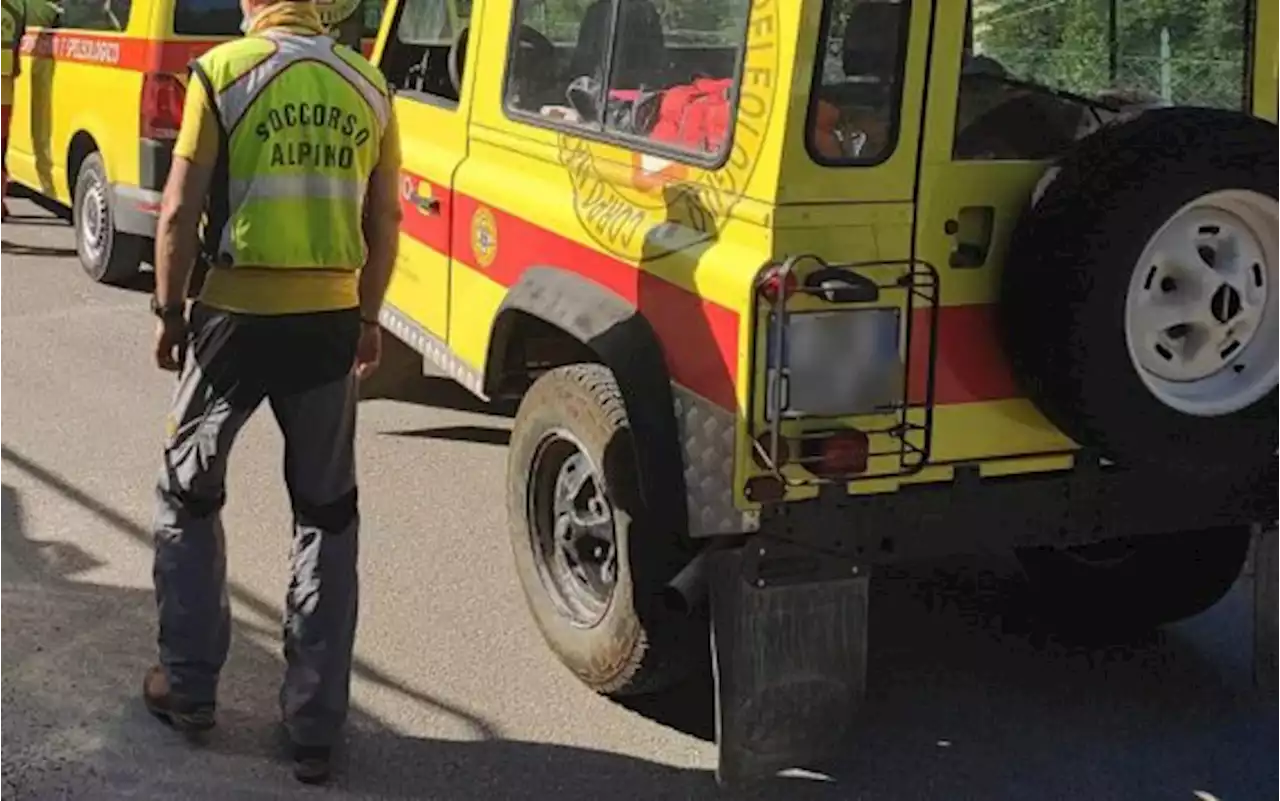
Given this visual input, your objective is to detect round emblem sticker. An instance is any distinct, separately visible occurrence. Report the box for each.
[557,4,780,264]
[471,207,498,269]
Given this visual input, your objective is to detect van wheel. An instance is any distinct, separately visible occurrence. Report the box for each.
[1015,526,1251,636]
[73,152,142,285]
[507,363,697,696]
[1000,107,1278,477]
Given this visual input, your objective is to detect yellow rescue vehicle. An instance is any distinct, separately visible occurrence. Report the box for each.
[370,0,1276,783]
[5,0,383,283]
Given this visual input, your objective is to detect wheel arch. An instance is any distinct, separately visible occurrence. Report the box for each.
[66,131,100,201]
[486,267,691,540]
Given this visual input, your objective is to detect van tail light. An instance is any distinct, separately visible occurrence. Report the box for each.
[807,430,870,477]
[141,73,186,140]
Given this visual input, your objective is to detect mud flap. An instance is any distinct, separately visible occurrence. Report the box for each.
[1255,526,1277,694]
[708,538,869,787]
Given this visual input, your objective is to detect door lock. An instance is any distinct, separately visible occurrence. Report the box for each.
[945,206,995,269]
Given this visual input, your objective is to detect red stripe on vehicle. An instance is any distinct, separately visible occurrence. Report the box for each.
[907,304,1020,405]
[20,30,151,70]
[397,175,1023,412]
[152,40,225,73]
[448,192,742,411]
[20,32,372,73]
[398,177,451,254]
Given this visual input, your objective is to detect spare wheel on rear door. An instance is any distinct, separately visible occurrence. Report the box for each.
[1000,106,1278,477]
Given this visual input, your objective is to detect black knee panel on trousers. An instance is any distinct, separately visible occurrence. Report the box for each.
[293,487,358,534]
[161,486,228,520]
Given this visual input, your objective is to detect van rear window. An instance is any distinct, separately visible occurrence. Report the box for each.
[173,0,382,37]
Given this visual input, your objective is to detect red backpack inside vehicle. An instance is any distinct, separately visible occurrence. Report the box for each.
[649,77,735,154]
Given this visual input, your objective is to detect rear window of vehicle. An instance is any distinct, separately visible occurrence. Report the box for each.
[173,0,383,37]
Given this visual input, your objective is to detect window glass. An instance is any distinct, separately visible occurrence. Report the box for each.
[954,0,1253,161]
[505,0,753,160]
[173,0,382,36]
[59,0,131,31]
[381,0,473,102]
[807,0,912,165]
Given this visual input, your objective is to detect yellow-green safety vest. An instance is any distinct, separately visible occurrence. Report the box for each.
[191,29,390,271]
[0,0,23,78]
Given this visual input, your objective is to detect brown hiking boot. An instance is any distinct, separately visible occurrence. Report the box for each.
[141,665,216,734]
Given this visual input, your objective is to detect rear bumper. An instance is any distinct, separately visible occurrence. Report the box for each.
[759,458,1278,565]
[112,184,161,237]
[112,138,174,238]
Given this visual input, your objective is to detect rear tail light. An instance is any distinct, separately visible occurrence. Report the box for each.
[806,430,870,477]
[758,264,798,303]
[141,73,186,140]
[744,475,785,503]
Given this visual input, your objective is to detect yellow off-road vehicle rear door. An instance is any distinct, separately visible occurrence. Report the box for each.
[910,0,1263,471]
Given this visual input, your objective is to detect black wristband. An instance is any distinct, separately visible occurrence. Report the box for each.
[360,316,379,327]
[150,296,185,322]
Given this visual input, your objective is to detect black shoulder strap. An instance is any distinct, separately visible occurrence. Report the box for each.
[187,59,233,275]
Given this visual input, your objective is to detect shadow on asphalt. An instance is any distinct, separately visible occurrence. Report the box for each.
[358,334,516,419]
[2,448,1276,801]
[381,425,512,447]
[0,240,77,259]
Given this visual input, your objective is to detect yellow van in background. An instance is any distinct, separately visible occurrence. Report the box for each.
[6,0,383,284]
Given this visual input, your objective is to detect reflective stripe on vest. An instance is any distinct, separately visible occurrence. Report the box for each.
[201,30,389,271]
[2,0,19,79]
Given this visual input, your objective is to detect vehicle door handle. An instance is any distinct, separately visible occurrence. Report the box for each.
[945,206,995,269]
[413,195,441,215]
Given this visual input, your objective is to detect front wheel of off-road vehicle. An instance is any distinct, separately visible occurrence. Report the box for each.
[507,363,697,697]
[1016,526,1251,636]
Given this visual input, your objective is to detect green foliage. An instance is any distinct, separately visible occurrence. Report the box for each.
[516,0,749,45]
[975,0,1251,107]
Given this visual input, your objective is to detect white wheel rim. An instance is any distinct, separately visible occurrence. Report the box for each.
[80,178,109,263]
[1124,189,1278,417]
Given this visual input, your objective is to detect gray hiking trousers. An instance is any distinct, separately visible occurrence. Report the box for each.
[152,303,362,747]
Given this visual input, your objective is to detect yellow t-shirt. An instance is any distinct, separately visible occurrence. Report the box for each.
[174,43,401,316]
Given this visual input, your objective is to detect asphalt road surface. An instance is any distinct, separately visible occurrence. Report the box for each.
[2,199,1276,801]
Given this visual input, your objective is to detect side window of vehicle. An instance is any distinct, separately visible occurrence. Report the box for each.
[505,0,752,161]
[380,0,473,104]
[58,0,131,31]
[953,0,1252,161]
[807,0,912,165]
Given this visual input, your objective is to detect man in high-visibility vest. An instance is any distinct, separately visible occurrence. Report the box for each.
[142,0,401,785]
[1,0,59,218]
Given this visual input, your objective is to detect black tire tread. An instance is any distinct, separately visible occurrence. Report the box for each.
[508,363,696,697]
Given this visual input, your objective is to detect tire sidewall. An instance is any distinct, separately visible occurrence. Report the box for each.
[507,368,645,691]
[73,153,116,282]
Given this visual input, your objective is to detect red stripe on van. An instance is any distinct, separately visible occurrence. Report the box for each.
[20,31,373,73]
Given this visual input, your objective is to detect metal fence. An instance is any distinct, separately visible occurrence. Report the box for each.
[988,40,1249,110]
